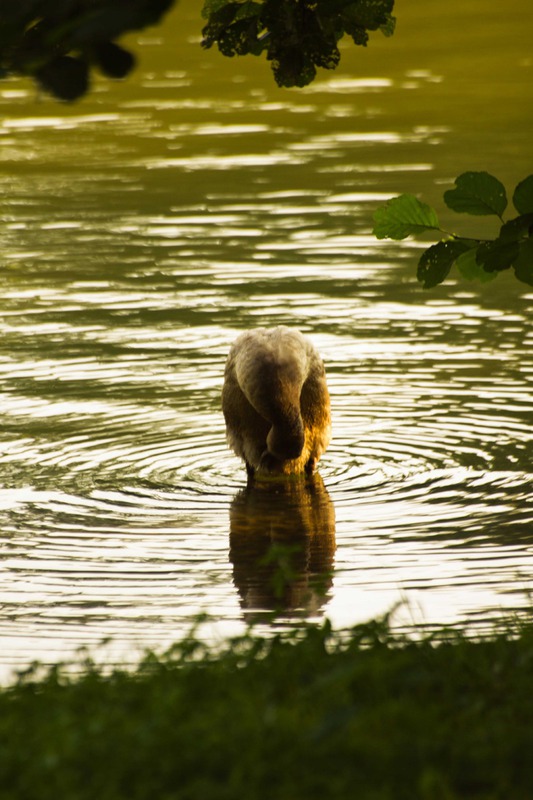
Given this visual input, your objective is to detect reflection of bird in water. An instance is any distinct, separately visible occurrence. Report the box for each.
[222,327,331,479]
[229,473,336,618]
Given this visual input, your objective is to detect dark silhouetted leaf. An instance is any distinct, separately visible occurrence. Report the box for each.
[202,1,270,59]
[94,42,135,78]
[202,0,232,18]
[512,175,533,215]
[443,171,507,217]
[341,0,395,31]
[513,238,533,285]
[0,0,175,100]
[417,240,470,288]
[380,15,396,36]
[498,213,533,243]
[476,239,519,272]
[202,0,396,87]
[56,2,175,48]
[36,56,89,101]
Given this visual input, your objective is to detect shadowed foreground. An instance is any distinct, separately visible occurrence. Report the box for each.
[2,615,533,799]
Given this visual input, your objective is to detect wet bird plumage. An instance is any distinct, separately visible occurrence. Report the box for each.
[222,327,331,478]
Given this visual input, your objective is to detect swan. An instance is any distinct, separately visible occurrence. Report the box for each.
[222,326,331,478]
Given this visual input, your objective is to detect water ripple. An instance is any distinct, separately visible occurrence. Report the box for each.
[0,3,532,678]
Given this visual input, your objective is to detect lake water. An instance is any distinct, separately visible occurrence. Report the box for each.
[1,0,532,680]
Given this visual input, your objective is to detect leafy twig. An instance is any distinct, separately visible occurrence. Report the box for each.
[373,172,533,287]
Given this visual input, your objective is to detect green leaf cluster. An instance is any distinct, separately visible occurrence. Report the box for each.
[201,0,396,88]
[373,172,533,287]
[0,0,175,101]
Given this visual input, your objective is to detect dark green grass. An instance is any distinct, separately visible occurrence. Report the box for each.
[2,615,533,800]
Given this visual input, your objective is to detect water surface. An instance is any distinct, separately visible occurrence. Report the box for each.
[0,0,532,680]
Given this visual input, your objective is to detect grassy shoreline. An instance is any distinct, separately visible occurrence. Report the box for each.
[1,615,532,799]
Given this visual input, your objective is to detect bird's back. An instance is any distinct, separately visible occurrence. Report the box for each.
[222,327,330,476]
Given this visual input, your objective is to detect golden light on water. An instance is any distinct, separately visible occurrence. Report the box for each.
[0,0,532,679]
